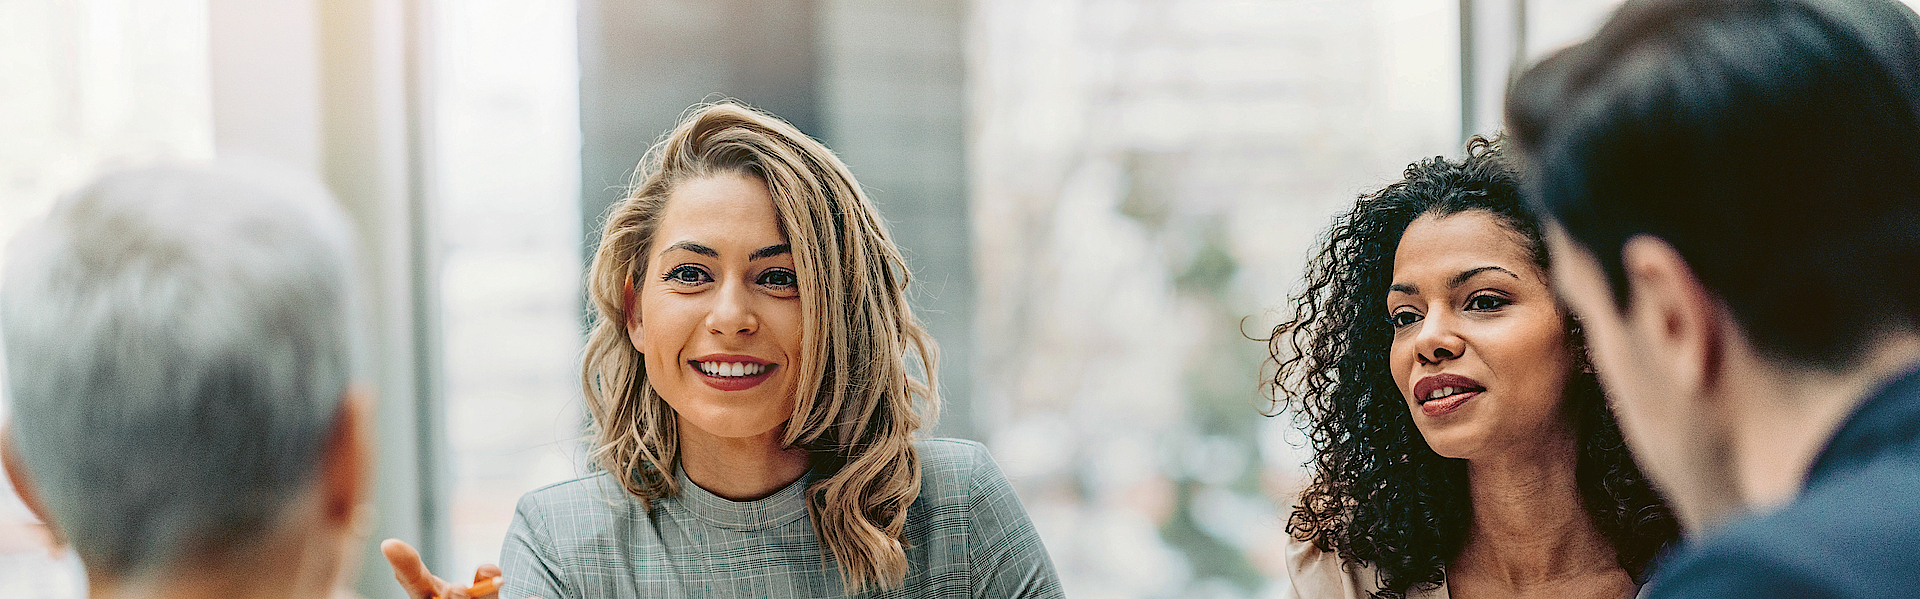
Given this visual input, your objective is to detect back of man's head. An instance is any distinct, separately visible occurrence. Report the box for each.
[1508,0,1920,369]
[1,163,359,578]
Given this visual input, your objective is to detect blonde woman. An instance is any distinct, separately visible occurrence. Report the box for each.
[384,102,1061,599]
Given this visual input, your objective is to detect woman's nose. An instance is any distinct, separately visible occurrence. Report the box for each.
[1414,312,1465,365]
[706,280,759,335]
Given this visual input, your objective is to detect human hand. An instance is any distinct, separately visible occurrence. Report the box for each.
[380,538,503,599]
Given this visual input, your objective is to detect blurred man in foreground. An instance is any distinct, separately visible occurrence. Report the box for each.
[0,163,372,599]
[1509,0,1920,595]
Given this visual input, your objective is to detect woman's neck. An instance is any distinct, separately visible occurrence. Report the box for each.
[677,417,810,501]
[1450,435,1632,598]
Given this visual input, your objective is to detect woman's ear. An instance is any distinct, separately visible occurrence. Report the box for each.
[624,275,644,354]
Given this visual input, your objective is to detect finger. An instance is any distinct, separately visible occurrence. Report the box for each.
[380,539,448,599]
[468,564,503,599]
[465,575,503,599]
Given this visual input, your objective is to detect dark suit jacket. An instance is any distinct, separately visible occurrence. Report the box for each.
[1645,366,1920,598]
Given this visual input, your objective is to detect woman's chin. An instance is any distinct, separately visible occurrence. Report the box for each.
[673,403,794,441]
[1415,425,1489,460]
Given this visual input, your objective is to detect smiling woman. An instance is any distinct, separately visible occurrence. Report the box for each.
[625,173,809,469]
[1264,137,1677,599]
[380,102,1064,599]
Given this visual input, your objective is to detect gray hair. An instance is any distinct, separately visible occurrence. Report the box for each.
[1,162,358,576]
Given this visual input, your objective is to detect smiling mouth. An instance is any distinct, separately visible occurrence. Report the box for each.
[1421,385,1483,403]
[691,360,774,378]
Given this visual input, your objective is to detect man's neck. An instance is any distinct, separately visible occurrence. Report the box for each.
[1723,332,1920,513]
[89,558,341,599]
[86,515,351,599]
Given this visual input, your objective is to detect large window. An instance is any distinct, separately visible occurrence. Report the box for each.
[430,0,585,575]
[0,1,215,596]
[0,1,1681,597]
[969,1,1458,595]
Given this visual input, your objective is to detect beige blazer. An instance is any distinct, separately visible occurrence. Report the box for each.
[1274,535,1651,599]
[1273,535,1449,599]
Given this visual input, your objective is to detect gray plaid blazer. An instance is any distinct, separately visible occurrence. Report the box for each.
[499,438,1064,598]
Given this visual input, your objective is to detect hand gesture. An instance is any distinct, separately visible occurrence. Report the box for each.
[380,538,504,599]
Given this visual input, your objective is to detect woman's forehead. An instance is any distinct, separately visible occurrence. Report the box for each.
[1392,211,1543,286]
[652,173,789,256]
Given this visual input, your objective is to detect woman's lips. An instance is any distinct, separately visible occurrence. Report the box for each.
[1420,389,1480,417]
[695,357,775,391]
[1412,373,1485,418]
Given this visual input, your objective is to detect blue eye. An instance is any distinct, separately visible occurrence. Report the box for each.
[1388,311,1421,328]
[664,265,712,285]
[1466,294,1509,311]
[757,268,798,289]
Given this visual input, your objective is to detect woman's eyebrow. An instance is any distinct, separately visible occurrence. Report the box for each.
[661,241,718,258]
[1451,265,1520,287]
[1389,283,1419,295]
[750,243,792,261]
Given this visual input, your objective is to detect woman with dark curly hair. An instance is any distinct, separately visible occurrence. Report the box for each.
[1266,137,1678,599]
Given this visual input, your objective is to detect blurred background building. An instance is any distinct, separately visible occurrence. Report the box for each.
[0,0,1660,597]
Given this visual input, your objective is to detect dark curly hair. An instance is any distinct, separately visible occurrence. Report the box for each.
[1264,137,1678,598]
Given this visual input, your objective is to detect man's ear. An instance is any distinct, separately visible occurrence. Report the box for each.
[1620,235,1727,399]
[1,425,60,545]
[624,275,644,354]
[318,387,372,528]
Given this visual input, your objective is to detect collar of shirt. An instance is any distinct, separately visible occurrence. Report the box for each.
[669,467,815,531]
[1804,362,1920,488]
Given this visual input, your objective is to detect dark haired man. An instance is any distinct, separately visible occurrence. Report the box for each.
[1507,0,1920,596]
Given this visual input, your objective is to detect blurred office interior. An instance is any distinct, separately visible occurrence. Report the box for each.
[0,0,1667,597]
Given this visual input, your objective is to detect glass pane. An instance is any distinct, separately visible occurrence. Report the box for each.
[970,0,1459,596]
[431,0,585,576]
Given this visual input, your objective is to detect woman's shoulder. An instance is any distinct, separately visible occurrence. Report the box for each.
[511,472,649,528]
[911,437,1000,503]
[518,471,630,504]
[1277,535,1454,599]
[1278,534,1443,599]
[905,438,1064,596]
[915,437,992,470]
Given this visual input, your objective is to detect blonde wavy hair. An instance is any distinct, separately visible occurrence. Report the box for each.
[581,102,939,591]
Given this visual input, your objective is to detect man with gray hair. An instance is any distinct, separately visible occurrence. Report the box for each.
[0,163,371,599]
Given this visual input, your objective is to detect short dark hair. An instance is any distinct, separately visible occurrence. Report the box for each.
[1508,0,1920,368]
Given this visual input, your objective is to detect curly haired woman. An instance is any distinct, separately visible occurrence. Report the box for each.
[1266,138,1678,599]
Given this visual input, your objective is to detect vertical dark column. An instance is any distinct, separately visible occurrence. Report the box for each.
[817,0,973,439]
[577,0,821,250]
[1460,0,1475,143]
[1460,0,1526,140]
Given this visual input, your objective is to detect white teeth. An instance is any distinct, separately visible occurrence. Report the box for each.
[1428,386,1464,400]
[698,361,768,377]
